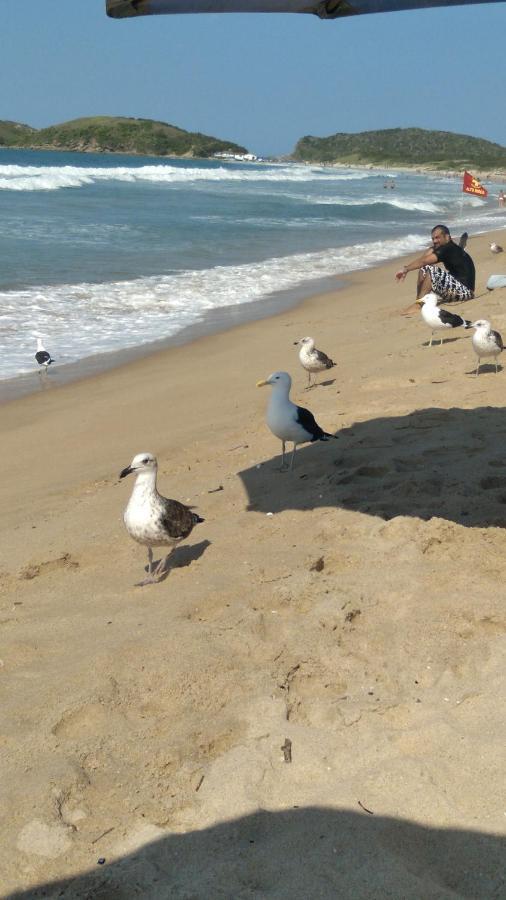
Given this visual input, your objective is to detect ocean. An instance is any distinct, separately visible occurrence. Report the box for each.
[0,147,502,384]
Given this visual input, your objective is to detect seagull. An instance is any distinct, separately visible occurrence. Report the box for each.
[257,371,336,470]
[35,338,54,369]
[417,292,471,346]
[294,336,336,388]
[490,242,503,254]
[469,320,504,375]
[458,231,468,250]
[119,452,204,585]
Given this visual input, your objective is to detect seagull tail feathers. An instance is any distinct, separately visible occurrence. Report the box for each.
[463,320,472,329]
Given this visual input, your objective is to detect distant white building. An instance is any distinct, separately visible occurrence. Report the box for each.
[213,151,257,162]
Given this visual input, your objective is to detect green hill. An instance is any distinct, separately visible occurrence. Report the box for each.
[0,120,36,146]
[291,128,506,170]
[0,116,247,158]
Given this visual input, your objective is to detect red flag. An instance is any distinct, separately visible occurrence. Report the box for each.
[463,171,488,197]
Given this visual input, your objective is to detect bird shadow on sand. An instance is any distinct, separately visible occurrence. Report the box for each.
[239,405,506,529]
[145,540,211,583]
[8,807,505,899]
[422,336,461,347]
[465,364,503,376]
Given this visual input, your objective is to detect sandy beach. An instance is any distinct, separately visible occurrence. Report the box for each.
[1,229,506,898]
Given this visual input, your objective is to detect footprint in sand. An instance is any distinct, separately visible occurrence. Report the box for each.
[17,819,72,858]
[19,552,79,581]
[52,701,121,741]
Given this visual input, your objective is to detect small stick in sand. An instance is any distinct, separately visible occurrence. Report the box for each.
[195,775,205,792]
[358,800,374,815]
[281,738,292,763]
[91,827,115,844]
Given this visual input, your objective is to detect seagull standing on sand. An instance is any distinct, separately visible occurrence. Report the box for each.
[470,320,504,375]
[35,338,54,369]
[294,336,336,388]
[417,292,471,346]
[490,242,503,254]
[257,371,336,470]
[120,452,204,585]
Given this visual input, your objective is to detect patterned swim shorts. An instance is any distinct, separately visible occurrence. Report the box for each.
[421,265,473,302]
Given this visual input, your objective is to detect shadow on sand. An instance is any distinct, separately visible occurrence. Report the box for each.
[239,406,506,528]
[9,807,505,899]
[143,540,211,584]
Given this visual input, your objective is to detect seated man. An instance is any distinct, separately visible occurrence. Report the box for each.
[396,224,475,315]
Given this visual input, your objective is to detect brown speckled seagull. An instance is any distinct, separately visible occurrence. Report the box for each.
[120,452,204,585]
[294,336,336,388]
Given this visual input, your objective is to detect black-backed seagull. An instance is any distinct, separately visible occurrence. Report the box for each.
[120,452,204,585]
[417,292,471,346]
[469,320,504,375]
[257,370,336,470]
[35,338,54,369]
[294,336,336,388]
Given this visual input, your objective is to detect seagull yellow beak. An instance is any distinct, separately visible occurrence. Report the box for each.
[256,379,268,387]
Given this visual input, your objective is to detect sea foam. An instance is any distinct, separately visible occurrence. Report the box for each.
[0,162,377,192]
[0,233,425,381]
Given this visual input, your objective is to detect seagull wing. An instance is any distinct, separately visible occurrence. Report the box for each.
[438,308,467,329]
[159,498,204,539]
[315,349,335,369]
[491,330,504,351]
[35,351,53,365]
[295,405,331,442]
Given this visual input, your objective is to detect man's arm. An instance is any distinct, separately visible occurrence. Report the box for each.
[395,248,438,282]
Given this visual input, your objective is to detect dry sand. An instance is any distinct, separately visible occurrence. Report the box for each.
[1,230,506,898]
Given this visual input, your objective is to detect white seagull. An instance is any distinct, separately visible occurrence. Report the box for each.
[417,292,471,346]
[294,336,336,388]
[470,320,504,375]
[35,338,55,369]
[490,242,503,254]
[120,452,204,585]
[257,370,336,470]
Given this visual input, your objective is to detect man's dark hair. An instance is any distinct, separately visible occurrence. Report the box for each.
[431,224,450,237]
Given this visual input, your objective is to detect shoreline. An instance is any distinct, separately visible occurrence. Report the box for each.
[2,227,506,895]
[3,217,505,405]
[0,274,346,405]
[2,145,506,181]
[325,160,506,182]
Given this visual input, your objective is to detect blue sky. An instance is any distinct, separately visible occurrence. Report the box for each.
[3,1,506,156]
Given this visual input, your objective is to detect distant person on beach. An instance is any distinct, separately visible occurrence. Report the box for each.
[395,224,475,315]
[499,190,505,208]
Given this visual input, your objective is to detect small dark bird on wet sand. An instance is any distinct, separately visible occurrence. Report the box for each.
[120,452,204,585]
[35,338,54,369]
